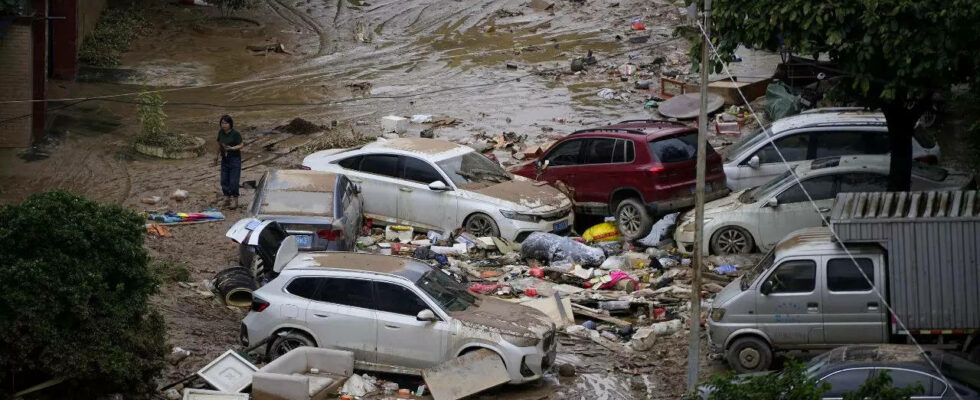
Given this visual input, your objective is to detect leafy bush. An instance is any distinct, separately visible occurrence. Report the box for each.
[79,7,150,67]
[152,260,192,283]
[687,360,922,400]
[0,190,167,398]
[207,0,251,17]
[135,90,198,152]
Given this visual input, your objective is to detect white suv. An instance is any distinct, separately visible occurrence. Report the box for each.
[240,246,558,383]
[723,108,941,191]
[302,138,573,242]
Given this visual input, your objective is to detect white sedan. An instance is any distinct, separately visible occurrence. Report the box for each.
[302,138,574,242]
[675,155,973,255]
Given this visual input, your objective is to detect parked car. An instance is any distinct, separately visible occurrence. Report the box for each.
[675,155,973,255]
[240,239,558,383]
[708,190,980,372]
[700,345,980,398]
[723,108,941,191]
[302,138,573,242]
[509,119,729,240]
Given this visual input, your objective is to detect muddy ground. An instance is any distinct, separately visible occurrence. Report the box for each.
[2,0,976,398]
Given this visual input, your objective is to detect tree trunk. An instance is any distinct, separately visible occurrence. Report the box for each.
[881,103,919,191]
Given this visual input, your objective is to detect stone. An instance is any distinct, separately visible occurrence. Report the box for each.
[630,327,657,351]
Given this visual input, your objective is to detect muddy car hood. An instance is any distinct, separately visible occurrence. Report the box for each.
[466,179,571,213]
[704,191,744,215]
[449,296,554,338]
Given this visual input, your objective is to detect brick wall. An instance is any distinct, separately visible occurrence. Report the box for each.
[0,22,34,148]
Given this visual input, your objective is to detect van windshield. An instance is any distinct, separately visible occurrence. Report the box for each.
[741,250,775,290]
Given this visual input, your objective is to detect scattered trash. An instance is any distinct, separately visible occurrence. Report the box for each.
[182,388,249,400]
[630,327,658,351]
[630,19,646,30]
[253,347,354,400]
[520,232,606,267]
[582,221,621,243]
[715,264,738,275]
[648,319,684,336]
[431,243,468,255]
[381,115,408,134]
[275,118,325,135]
[635,80,652,90]
[378,242,393,255]
[148,210,225,225]
[597,88,628,101]
[657,92,725,120]
[170,346,192,365]
[147,224,172,237]
[618,63,637,76]
[412,246,449,266]
[384,225,414,242]
[141,196,162,205]
[340,374,379,397]
[246,43,290,54]
[411,114,433,124]
[423,349,511,400]
[170,189,189,201]
[638,213,678,247]
[197,350,258,393]
[213,267,257,307]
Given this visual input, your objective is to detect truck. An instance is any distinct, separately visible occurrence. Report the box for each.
[706,190,980,372]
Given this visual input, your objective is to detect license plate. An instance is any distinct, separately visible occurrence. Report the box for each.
[293,234,312,248]
[553,220,569,232]
[690,184,713,194]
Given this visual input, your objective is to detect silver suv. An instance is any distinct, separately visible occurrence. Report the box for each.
[240,250,557,383]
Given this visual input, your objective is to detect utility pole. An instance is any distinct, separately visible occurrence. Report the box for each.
[686,0,711,392]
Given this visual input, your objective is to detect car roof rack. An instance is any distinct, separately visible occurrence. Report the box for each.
[615,119,690,127]
[568,128,650,136]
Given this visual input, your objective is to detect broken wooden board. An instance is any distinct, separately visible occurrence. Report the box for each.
[423,349,510,400]
[521,295,574,328]
[571,304,632,328]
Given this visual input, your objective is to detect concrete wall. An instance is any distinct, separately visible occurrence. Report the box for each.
[0,22,34,148]
[77,0,107,50]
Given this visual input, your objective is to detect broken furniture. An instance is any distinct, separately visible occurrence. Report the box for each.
[423,349,511,400]
[252,347,354,400]
[182,388,249,400]
[197,350,258,393]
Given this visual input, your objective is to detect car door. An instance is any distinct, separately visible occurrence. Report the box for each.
[877,368,948,399]
[538,138,586,200]
[821,256,886,344]
[756,174,836,250]
[755,258,824,345]
[372,281,451,369]
[396,156,458,231]
[338,176,363,250]
[341,154,400,224]
[819,367,874,399]
[732,133,812,190]
[305,277,379,363]
[571,137,622,204]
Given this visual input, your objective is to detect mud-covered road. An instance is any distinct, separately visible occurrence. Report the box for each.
[0,0,729,398]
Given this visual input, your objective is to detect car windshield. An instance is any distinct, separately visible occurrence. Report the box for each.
[417,269,479,312]
[436,152,511,189]
[739,168,798,203]
[804,350,835,377]
[724,126,768,161]
[937,352,980,391]
[741,250,775,290]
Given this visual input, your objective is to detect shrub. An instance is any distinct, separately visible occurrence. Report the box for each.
[0,190,167,398]
[135,90,198,153]
[79,7,150,67]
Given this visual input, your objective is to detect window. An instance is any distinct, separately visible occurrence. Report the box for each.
[766,260,816,293]
[648,133,710,163]
[359,154,400,178]
[753,134,810,163]
[827,258,874,291]
[815,131,866,158]
[821,368,872,397]
[338,155,363,170]
[867,132,891,154]
[545,140,583,166]
[373,282,432,317]
[315,278,375,308]
[882,369,944,397]
[583,138,617,164]
[286,277,322,300]
[401,157,445,185]
[776,175,836,203]
[838,173,888,193]
[612,140,635,163]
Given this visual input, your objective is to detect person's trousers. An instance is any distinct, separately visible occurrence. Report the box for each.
[220,155,241,197]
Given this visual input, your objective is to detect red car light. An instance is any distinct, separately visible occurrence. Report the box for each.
[914,155,938,165]
[648,165,665,173]
[316,229,344,241]
[252,297,270,312]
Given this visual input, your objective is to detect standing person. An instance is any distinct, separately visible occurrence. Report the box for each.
[215,115,243,209]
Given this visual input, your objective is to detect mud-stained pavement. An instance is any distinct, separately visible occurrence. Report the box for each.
[0,0,727,398]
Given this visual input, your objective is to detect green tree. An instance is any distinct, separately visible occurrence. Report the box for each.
[0,191,167,398]
[702,0,980,190]
[687,360,923,400]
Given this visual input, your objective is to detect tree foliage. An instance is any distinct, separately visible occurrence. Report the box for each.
[0,191,167,398]
[702,0,980,190]
[686,360,921,400]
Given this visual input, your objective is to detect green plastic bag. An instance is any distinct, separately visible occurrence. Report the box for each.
[764,82,803,120]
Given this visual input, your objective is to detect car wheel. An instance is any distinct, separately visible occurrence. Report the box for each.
[726,336,772,373]
[615,198,652,241]
[710,226,754,255]
[465,213,500,237]
[267,331,315,361]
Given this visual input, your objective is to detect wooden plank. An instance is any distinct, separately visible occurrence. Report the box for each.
[571,303,632,328]
[423,349,510,400]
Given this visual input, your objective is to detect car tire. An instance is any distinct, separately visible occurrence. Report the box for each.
[710,226,754,255]
[266,331,316,361]
[615,198,652,241]
[465,213,500,237]
[726,336,772,373]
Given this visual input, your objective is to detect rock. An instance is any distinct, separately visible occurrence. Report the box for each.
[420,128,435,138]
[557,363,576,377]
[141,196,161,205]
[649,319,684,336]
[171,189,189,201]
[630,327,658,351]
[164,389,181,400]
[381,115,408,134]
[570,57,585,72]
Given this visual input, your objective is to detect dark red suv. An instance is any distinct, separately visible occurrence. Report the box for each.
[510,120,730,240]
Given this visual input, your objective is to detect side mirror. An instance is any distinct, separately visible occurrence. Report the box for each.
[747,155,760,169]
[537,159,550,172]
[416,309,437,322]
[760,280,773,295]
[428,181,449,191]
[766,197,779,208]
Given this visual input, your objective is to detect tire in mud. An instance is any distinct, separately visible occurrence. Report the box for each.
[726,336,772,373]
[267,331,316,361]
